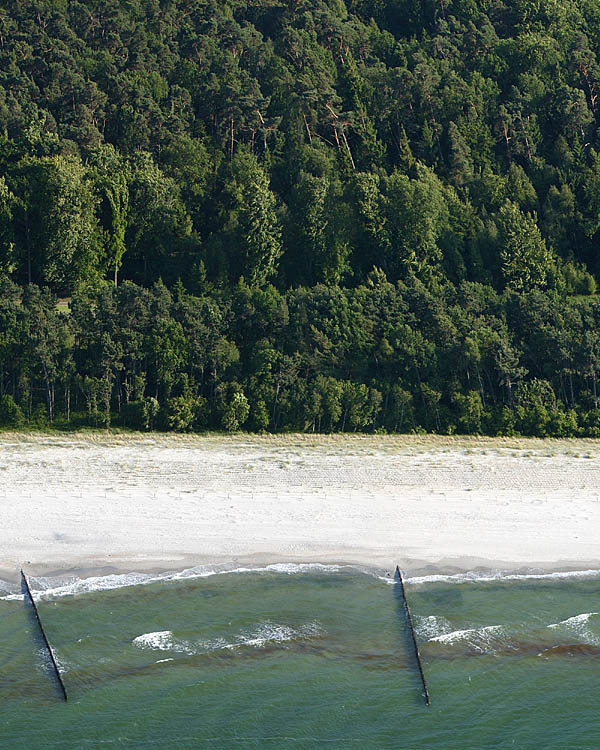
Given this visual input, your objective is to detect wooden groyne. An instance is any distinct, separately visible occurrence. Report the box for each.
[21,570,68,702]
[395,565,430,706]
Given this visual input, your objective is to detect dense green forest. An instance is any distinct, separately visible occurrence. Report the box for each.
[3,0,600,435]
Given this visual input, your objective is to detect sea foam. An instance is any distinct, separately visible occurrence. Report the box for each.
[0,563,352,602]
[133,620,324,656]
[428,624,506,653]
[547,612,600,645]
[3,564,600,603]
[414,614,453,640]
[406,569,600,586]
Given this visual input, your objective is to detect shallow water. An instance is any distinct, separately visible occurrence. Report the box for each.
[1,565,600,748]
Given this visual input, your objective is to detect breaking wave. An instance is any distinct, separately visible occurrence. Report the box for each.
[133,620,324,656]
[2,564,600,603]
[428,624,505,653]
[414,614,453,641]
[0,563,355,602]
[405,569,600,586]
[547,612,600,645]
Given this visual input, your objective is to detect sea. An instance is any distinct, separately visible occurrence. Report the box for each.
[1,563,600,749]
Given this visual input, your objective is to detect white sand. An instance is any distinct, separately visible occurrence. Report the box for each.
[1,433,600,579]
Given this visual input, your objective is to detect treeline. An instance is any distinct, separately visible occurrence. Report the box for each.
[2,275,600,437]
[2,0,600,434]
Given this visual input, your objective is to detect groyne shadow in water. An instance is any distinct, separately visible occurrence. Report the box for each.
[394,567,430,705]
[21,574,68,702]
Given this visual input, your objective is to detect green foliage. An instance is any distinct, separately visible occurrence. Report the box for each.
[165,395,207,432]
[1,0,600,437]
[452,390,484,434]
[240,163,282,287]
[498,201,553,292]
[143,398,161,431]
[9,155,102,290]
[0,0,595,294]
[30,403,50,427]
[218,385,251,432]
[0,394,24,426]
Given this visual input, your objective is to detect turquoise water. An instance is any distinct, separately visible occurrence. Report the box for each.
[2,565,600,748]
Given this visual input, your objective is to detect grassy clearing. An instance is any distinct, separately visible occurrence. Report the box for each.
[56,298,71,314]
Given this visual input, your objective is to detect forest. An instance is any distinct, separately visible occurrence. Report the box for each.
[2,0,600,435]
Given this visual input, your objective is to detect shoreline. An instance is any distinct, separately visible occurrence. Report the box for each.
[3,433,600,584]
[4,554,600,589]
[5,551,600,587]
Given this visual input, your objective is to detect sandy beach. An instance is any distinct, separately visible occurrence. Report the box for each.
[1,432,600,581]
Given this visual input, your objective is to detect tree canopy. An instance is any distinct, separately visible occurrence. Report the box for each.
[1,0,600,436]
